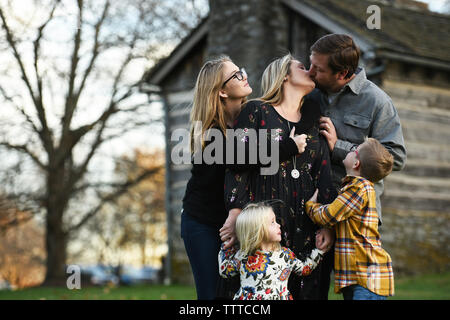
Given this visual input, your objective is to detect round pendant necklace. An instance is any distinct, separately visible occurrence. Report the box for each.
[287,120,300,179]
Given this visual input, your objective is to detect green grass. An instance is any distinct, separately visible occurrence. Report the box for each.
[328,272,450,300]
[1,272,449,300]
[0,284,196,300]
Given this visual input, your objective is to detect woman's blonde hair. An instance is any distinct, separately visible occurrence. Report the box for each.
[189,55,232,153]
[236,202,281,256]
[258,53,303,110]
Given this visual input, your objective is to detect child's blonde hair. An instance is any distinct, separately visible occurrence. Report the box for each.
[236,202,281,256]
[358,138,394,183]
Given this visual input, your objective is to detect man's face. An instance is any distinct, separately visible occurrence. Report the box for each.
[309,52,340,92]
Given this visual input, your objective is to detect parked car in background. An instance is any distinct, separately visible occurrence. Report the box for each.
[0,279,12,291]
[80,265,119,286]
[119,265,159,285]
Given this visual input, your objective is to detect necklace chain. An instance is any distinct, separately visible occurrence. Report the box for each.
[286,120,299,179]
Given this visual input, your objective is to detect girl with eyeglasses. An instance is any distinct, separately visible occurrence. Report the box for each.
[181,56,252,300]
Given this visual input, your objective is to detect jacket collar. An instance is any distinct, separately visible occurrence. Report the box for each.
[345,67,365,95]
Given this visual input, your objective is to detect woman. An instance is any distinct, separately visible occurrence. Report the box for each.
[181,56,252,300]
[222,54,337,300]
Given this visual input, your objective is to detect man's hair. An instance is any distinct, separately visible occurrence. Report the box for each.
[310,34,360,79]
[358,138,394,183]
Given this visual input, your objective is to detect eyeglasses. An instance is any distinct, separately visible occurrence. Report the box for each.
[350,145,359,158]
[222,68,247,87]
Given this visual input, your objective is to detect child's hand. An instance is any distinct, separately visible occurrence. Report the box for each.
[308,189,319,203]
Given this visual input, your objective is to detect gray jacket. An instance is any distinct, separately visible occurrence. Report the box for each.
[309,68,407,224]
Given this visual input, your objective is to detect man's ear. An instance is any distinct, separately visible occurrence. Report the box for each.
[337,70,349,81]
[219,90,228,99]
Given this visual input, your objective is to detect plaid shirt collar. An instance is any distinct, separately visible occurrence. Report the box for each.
[341,175,372,187]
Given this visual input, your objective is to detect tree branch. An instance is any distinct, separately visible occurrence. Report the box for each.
[74,0,110,104]
[55,1,110,168]
[66,165,162,233]
[62,0,84,135]
[0,86,40,134]
[33,0,60,110]
[0,7,54,155]
[0,142,46,170]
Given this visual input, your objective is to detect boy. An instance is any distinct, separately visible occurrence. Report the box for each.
[305,138,394,300]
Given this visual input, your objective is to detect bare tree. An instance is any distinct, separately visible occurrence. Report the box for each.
[72,148,165,268]
[0,0,207,285]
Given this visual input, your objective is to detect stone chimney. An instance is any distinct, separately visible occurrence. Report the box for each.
[207,0,289,96]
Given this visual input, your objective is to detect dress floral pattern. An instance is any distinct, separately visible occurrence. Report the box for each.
[223,98,337,299]
[218,244,324,300]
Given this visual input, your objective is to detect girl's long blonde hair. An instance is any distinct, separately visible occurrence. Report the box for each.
[236,202,281,256]
[258,53,303,110]
[189,55,231,153]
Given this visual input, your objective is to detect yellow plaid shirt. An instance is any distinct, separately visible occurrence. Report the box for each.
[305,175,394,296]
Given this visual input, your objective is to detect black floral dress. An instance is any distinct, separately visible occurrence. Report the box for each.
[223,98,337,300]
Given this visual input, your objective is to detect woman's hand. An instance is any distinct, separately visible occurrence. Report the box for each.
[220,208,241,249]
[289,127,307,154]
[315,228,335,252]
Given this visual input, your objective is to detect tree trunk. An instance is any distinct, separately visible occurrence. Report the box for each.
[42,164,70,287]
[42,210,67,286]
[140,208,147,266]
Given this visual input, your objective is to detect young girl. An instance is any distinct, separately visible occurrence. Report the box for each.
[218,202,325,300]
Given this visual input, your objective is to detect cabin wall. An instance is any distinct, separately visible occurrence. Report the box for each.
[379,62,450,274]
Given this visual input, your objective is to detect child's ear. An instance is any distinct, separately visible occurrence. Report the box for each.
[219,90,228,99]
[353,159,361,170]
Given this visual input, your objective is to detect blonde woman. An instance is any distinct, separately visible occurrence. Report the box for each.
[223,54,337,300]
[181,56,252,300]
[218,202,325,300]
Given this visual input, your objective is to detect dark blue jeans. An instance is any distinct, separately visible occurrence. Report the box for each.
[181,210,221,300]
[342,285,387,300]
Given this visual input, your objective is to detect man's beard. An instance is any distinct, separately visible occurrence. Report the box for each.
[312,79,328,92]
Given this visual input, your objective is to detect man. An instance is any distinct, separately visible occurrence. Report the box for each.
[308,34,407,224]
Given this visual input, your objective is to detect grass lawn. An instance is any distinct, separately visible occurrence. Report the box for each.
[0,272,449,300]
[328,272,450,300]
[0,283,196,300]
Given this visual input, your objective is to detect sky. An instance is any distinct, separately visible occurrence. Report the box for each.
[417,0,448,12]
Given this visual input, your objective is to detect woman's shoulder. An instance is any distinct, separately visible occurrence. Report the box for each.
[241,99,269,113]
[235,100,271,126]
